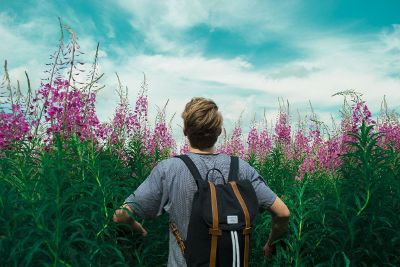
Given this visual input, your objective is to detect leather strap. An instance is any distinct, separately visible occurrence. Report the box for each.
[208,181,221,267]
[174,155,202,182]
[230,181,252,267]
[228,156,239,182]
[170,223,186,254]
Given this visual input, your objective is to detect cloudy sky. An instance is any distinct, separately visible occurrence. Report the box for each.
[1,0,399,138]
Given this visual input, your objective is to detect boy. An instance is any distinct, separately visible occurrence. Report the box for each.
[113,97,290,266]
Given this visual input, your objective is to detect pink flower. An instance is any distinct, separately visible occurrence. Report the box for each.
[0,104,30,149]
[35,79,104,144]
[218,125,245,159]
[351,99,374,132]
[378,122,400,150]
[179,141,190,154]
[274,112,291,145]
[247,127,259,155]
[245,126,272,160]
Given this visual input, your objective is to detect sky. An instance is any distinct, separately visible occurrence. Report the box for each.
[1,0,399,139]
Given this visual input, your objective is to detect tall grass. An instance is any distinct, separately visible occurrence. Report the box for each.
[248,122,400,266]
[3,126,398,266]
[0,135,168,266]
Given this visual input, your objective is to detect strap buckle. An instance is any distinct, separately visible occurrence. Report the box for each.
[208,228,222,236]
[243,227,252,235]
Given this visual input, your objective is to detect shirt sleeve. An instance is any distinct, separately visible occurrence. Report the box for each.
[240,160,277,210]
[124,161,169,219]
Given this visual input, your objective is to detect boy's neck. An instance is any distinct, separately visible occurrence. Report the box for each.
[189,146,216,154]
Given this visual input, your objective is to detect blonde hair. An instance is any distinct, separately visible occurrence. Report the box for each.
[182,97,223,149]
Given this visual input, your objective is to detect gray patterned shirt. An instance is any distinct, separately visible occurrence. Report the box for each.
[125,152,277,267]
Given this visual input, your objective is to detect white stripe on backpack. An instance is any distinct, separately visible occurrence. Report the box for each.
[234,231,240,267]
[231,231,236,266]
[231,231,240,267]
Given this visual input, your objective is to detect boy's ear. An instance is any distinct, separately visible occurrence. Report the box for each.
[217,128,222,136]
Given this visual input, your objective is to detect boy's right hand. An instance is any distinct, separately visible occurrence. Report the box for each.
[131,220,148,237]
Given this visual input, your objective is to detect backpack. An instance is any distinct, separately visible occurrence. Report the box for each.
[172,155,259,267]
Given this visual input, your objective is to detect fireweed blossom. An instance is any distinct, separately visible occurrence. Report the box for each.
[179,141,190,155]
[37,79,103,143]
[378,121,400,150]
[297,156,317,181]
[294,124,343,180]
[258,128,273,160]
[339,99,376,154]
[218,125,245,159]
[297,129,311,153]
[247,127,259,157]
[274,112,291,146]
[111,103,131,144]
[246,126,272,161]
[0,104,30,149]
[295,99,375,180]
[292,129,311,160]
[294,128,318,181]
[144,119,175,156]
[109,90,149,145]
[317,136,342,171]
[2,63,398,181]
[350,99,374,131]
[133,93,148,132]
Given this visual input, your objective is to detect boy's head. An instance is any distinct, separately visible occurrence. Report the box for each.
[182,97,223,150]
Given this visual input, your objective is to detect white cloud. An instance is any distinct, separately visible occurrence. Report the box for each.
[116,0,299,53]
[0,12,58,89]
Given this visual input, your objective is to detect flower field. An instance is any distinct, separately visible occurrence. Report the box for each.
[1,25,400,267]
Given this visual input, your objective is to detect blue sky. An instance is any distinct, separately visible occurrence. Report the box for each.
[1,0,399,138]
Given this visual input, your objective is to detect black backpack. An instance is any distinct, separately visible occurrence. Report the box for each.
[172,155,259,267]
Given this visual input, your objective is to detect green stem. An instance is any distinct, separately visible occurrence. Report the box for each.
[356,188,370,216]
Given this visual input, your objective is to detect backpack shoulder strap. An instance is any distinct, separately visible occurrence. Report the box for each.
[228,156,239,182]
[174,154,202,181]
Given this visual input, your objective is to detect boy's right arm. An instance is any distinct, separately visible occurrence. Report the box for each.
[113,204,148,237]
[264,196,290,257]
[113,160,168,237]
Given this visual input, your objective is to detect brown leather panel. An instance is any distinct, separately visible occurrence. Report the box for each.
[230,181,251,267]
[208,181,219,267]
[229,181,251,228]
[244,234,250,267]
[210,235,218,267]
[209,181,219,229]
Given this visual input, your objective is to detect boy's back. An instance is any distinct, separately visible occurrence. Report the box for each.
[125,152,277,267]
